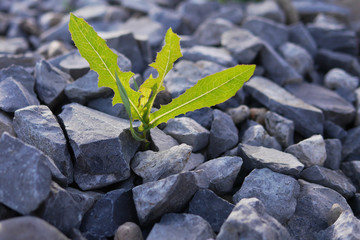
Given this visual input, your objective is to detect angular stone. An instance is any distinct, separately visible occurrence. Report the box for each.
[341,161,360,190]
[0,65,35,90]
[0,55,38,69]
[81,189,137,239]
[242,123,282,150]
[221,28,263,64]
[289,23,317,56]
[188,189,234,232]
[356,88,360,126]
[243,16,288,48]
[54,50,91,79]
[208,109,238,159]
[208,4,244,25]
[0,133,51,215]
[0,216,69,240]
[246,1,285,23]
[147,213,214,240]
[195,156,242,195]
[324,139,342,170]
[244,76,324,137]
[217,198,291,240]
[287,180,351,240]
[184,107,213,129]
[149,6,182,33]
[238,143,304,176]
[87,96,127,118]
[150,127,178,152]
[13,105,73,183]
[324,120,347,140]
[233,168,300,224]
[301,165,356,199]
[0,110,14,136]
[182,153,205,172]
[342,126,360,160]
[0,37,28,54]
[37,182,82,235]
[260,43,302,85]
[58,103,140,190]
[131,144,192,183]
[324,68,359,92]
[119,0,154,13]
[64,70,112,104]
[193,18,234,46]
[286,82,355,127]
[278,42,313,76]
[163,117,209,152]
[182,45,236,67]
[132,172,198,226]
[292,1,350,19]
[66,187,102,216]
[226,105,250,125]
[265,111,294,148]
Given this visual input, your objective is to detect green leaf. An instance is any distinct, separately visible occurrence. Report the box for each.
[138,28,182,121]
[68,13,143,120]
[148,65,256,128]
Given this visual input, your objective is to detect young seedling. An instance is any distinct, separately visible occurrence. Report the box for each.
[69,14,255,142]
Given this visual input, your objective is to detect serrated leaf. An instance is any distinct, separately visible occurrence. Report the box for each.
[138,28,182,120]
[68,13,143,120]
[148,65,256,128]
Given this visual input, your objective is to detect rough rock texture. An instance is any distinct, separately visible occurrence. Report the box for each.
[264,111,294,148]
[342,126,360,161]
[241,122,282,150]
[150,127,179,152]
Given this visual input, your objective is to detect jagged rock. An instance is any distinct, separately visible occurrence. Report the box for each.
[289,23,317,56]
[292,1,350,19]
[0,110,14,136]
[182,45,236,67]
[356,88,360,126]
[324,120,347,140]
[246,1,285,23]
[193,18,234,46]
[182,153,205,172]
[227,105,250,125]
[324,68,359,92]
[341,161,360,190]
[278,42,313,76]
[342,126,360,161]
[264,111,294,148]
[150,127,179,152]
[324,139,342,170]
[242,123,282,150]
[184,107,213,129]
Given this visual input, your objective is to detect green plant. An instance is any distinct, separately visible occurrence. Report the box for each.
[69,14,255,142]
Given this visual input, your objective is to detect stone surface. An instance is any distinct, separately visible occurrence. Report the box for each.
[278,42,313,76]
[356,88,360,126]
[342,126,360,161]
[182,45,236,67]
[287,180,352,240]
[13,105,73,183]
[238,143,304,176]
[233,168,300,224]
[81,189,137,239]
[150,127,178,152]
[66,187,102,216]
[131,144,192,183]
[58,103,140,190]
[0,37,28,54]
[193,18,234,46]
[114,222,143,240]
[226,105,250,125]
[286,82,355,127]
[242,123,282,150]
[0,216,69,240]
[221,28,263,64]
[0,110,14,136]
[324,139,342,170]
[0,133,51,215]
[87,96,127,118]
[244,76,324,137]
[208,109,239,159]
[246,1,285,23]
[163,117,209,152]
[265,111,294,148]
[182,153,205,172]
[149,6,182,33]
[341,161,360,190]
[188,189,234,232]
[147,213,214,240]
[289,23,317,56]
[184,107,213,129]
[324,68,359,92]
[195,156,242,195]
[217,198,291,240]
[324,120,347,141]
[301,165,356,199]
[292,1,350,19]
[208,4,243,25]
[132,172,198,226]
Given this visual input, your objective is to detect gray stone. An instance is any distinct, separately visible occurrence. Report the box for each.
[0,55,38,69]
[0,110,14,136]
[289,23,317,56]
[324,120,347,141]
[163,117,209,152]
[182,46,236,67]
[13,105,73,183]
[193,18,234,46]
[244,76,324,137]
[312,13,346,31]
[301,165,356,199]
[341,161,360,190]
[132,171,198,226]
[54,50,91,79]
[308,24,358,55]
[324,68,359,92]
[208,109,238,159]
[278,42,313,76]
[342,126,360,160]
[81,189,137,239]
[0,37,28,54]
[208,4,244,25]
[265,111,294,148]
[217,198,291,240]
[227,105,250,125]
[233,168,300,224]
[120,0,154,13]
[131,144,192,183]
[37,182,82,235]
[285,135,327,167]
[150,127,178,152]
[292,1,350,19]
[149,5,182,31]
[182,153,205,172]
[242,123,282,150]
[147,213,214,240]
[246,1,285,23]
[114,222,143,240]
[0,65,35,91]
[356,88,360,126]
[238,143,304,176]
[324,139,342,170]
[185,107,213,129]
[66,187,102,216]
[58,103,140,190]
[287,180,351,240]
[188,189,234,232]
[286,82,355,127]
[0,216,69,240]
[35,60,72,108]
[64,70,113,104]
[243,16,288,49]
[87,96,127,118]
[315,49,360,77]
[260,43,303,85]
[0,133,51,215]
[221,28,263,64]
[195,156,243,195]
[192,169,211,189]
